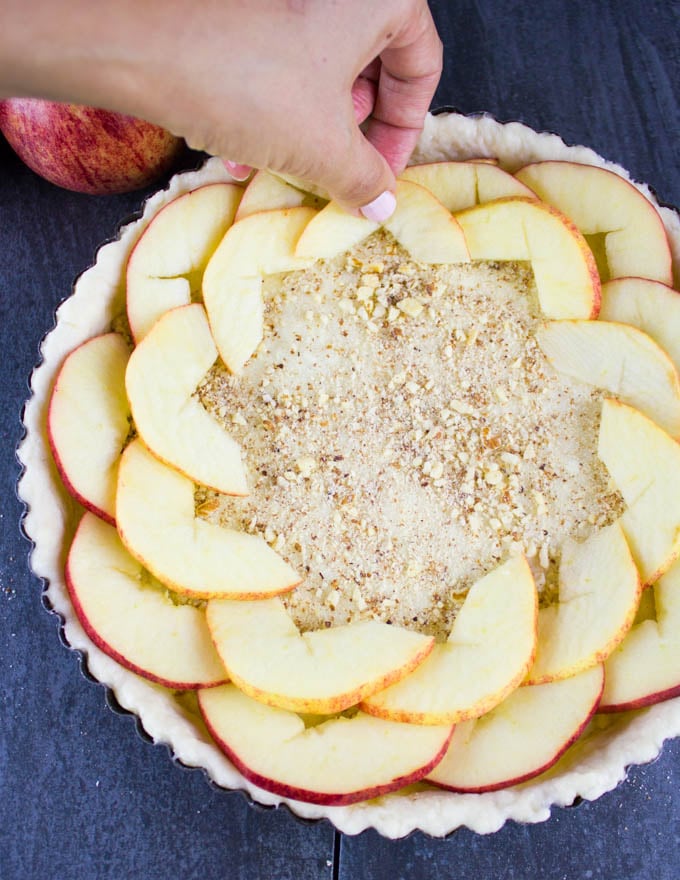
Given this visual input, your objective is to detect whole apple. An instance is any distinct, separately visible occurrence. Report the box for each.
[0,98,184,195]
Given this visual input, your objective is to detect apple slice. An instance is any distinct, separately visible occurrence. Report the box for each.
[600,556,680,712]
[536,320,680,438]
[116,439,300,599]
[127,182,243,342]
[426,665,604,793]
[295,180,470,263]
[599,277,680,375]
[524,522,640,685]
[360,556,537,725]
[67,513,227,688]
[401,160,535,212]
[125,303,248,496]
[598,399,680,585]
[515,162,673,285]
[202,206,317,374]
[206,597,434,714]
[48,332,130,524]
[235,170,325,221]
[455,196,600,319]
[198,684,453,806]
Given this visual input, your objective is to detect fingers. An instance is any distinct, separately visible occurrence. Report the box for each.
[308,113,397,220]
[352,75,378,125]
[223,160,252,181]
[364,2,443,175]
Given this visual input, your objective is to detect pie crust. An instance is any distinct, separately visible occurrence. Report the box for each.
[17,112,680,838]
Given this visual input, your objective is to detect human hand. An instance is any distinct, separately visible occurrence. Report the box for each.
[1,0,442,220]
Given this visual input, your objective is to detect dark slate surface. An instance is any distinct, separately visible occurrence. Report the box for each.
[1,2,679,878]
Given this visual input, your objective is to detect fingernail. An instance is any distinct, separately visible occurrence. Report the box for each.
[360,190,396,223]
[223,160,252,181]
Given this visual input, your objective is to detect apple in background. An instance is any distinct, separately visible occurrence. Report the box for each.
[0,98,184,194]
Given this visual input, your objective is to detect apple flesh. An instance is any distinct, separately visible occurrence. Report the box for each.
[426,665,604,793]
[235,170,325,221]
[116,439,300,599]
[536,319,680,438]
[125,303,249,496]
[0,98,183,194]
[599,277,680,376]
[67,513,227,689]
[198,684,453,806]
[598,399,680,585]
[48,332,131,524]
[515,161,673,285]
[600,555,680,712]
[401,160,536,212]
[361,556,537,724]
[127,182,243,343]
[524,521,640,685]
[206,596,434,714]
[202,207,317,374]
[295,180,470,264]
[454,196,601,319]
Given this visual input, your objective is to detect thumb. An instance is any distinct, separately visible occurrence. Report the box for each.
[313,122,397,222]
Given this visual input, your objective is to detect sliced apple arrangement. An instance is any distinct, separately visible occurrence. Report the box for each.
[45,157,680,808]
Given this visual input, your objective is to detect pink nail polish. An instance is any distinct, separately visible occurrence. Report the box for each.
[223,160,252,181]
[360,190,396,223]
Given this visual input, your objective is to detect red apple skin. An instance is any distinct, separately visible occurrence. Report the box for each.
[426,674,604,795]
[198,693,454,806]
[0,98,184,194]
[65,529,228,691]
[47,427,116,526]
[598,681,680,714]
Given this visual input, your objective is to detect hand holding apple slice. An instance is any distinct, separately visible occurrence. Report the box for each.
[524,522,640,685]
[295,180,470,264]
[600,556,680,712]
[48,332,130,525]
[202,206,317,374]
[127,183,243,342]
[67,513,227,689]
[536,320,680,438]
[198,684,453,806]
[116,439,299,599]
[426,665,604,793]
[598,399,680,585]
[401,160,535,212]
[126,303,248,496]
[599,277,680,375]
[361,556,537,725]
[206,597,434,714]
[515,161,673,285]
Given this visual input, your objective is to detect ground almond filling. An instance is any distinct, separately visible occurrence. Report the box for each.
[196,231,623,641]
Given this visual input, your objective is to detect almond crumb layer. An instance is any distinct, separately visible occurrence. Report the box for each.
[197,232,622,640]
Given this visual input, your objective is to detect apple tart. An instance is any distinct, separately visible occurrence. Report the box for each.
[18,113,680,837]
